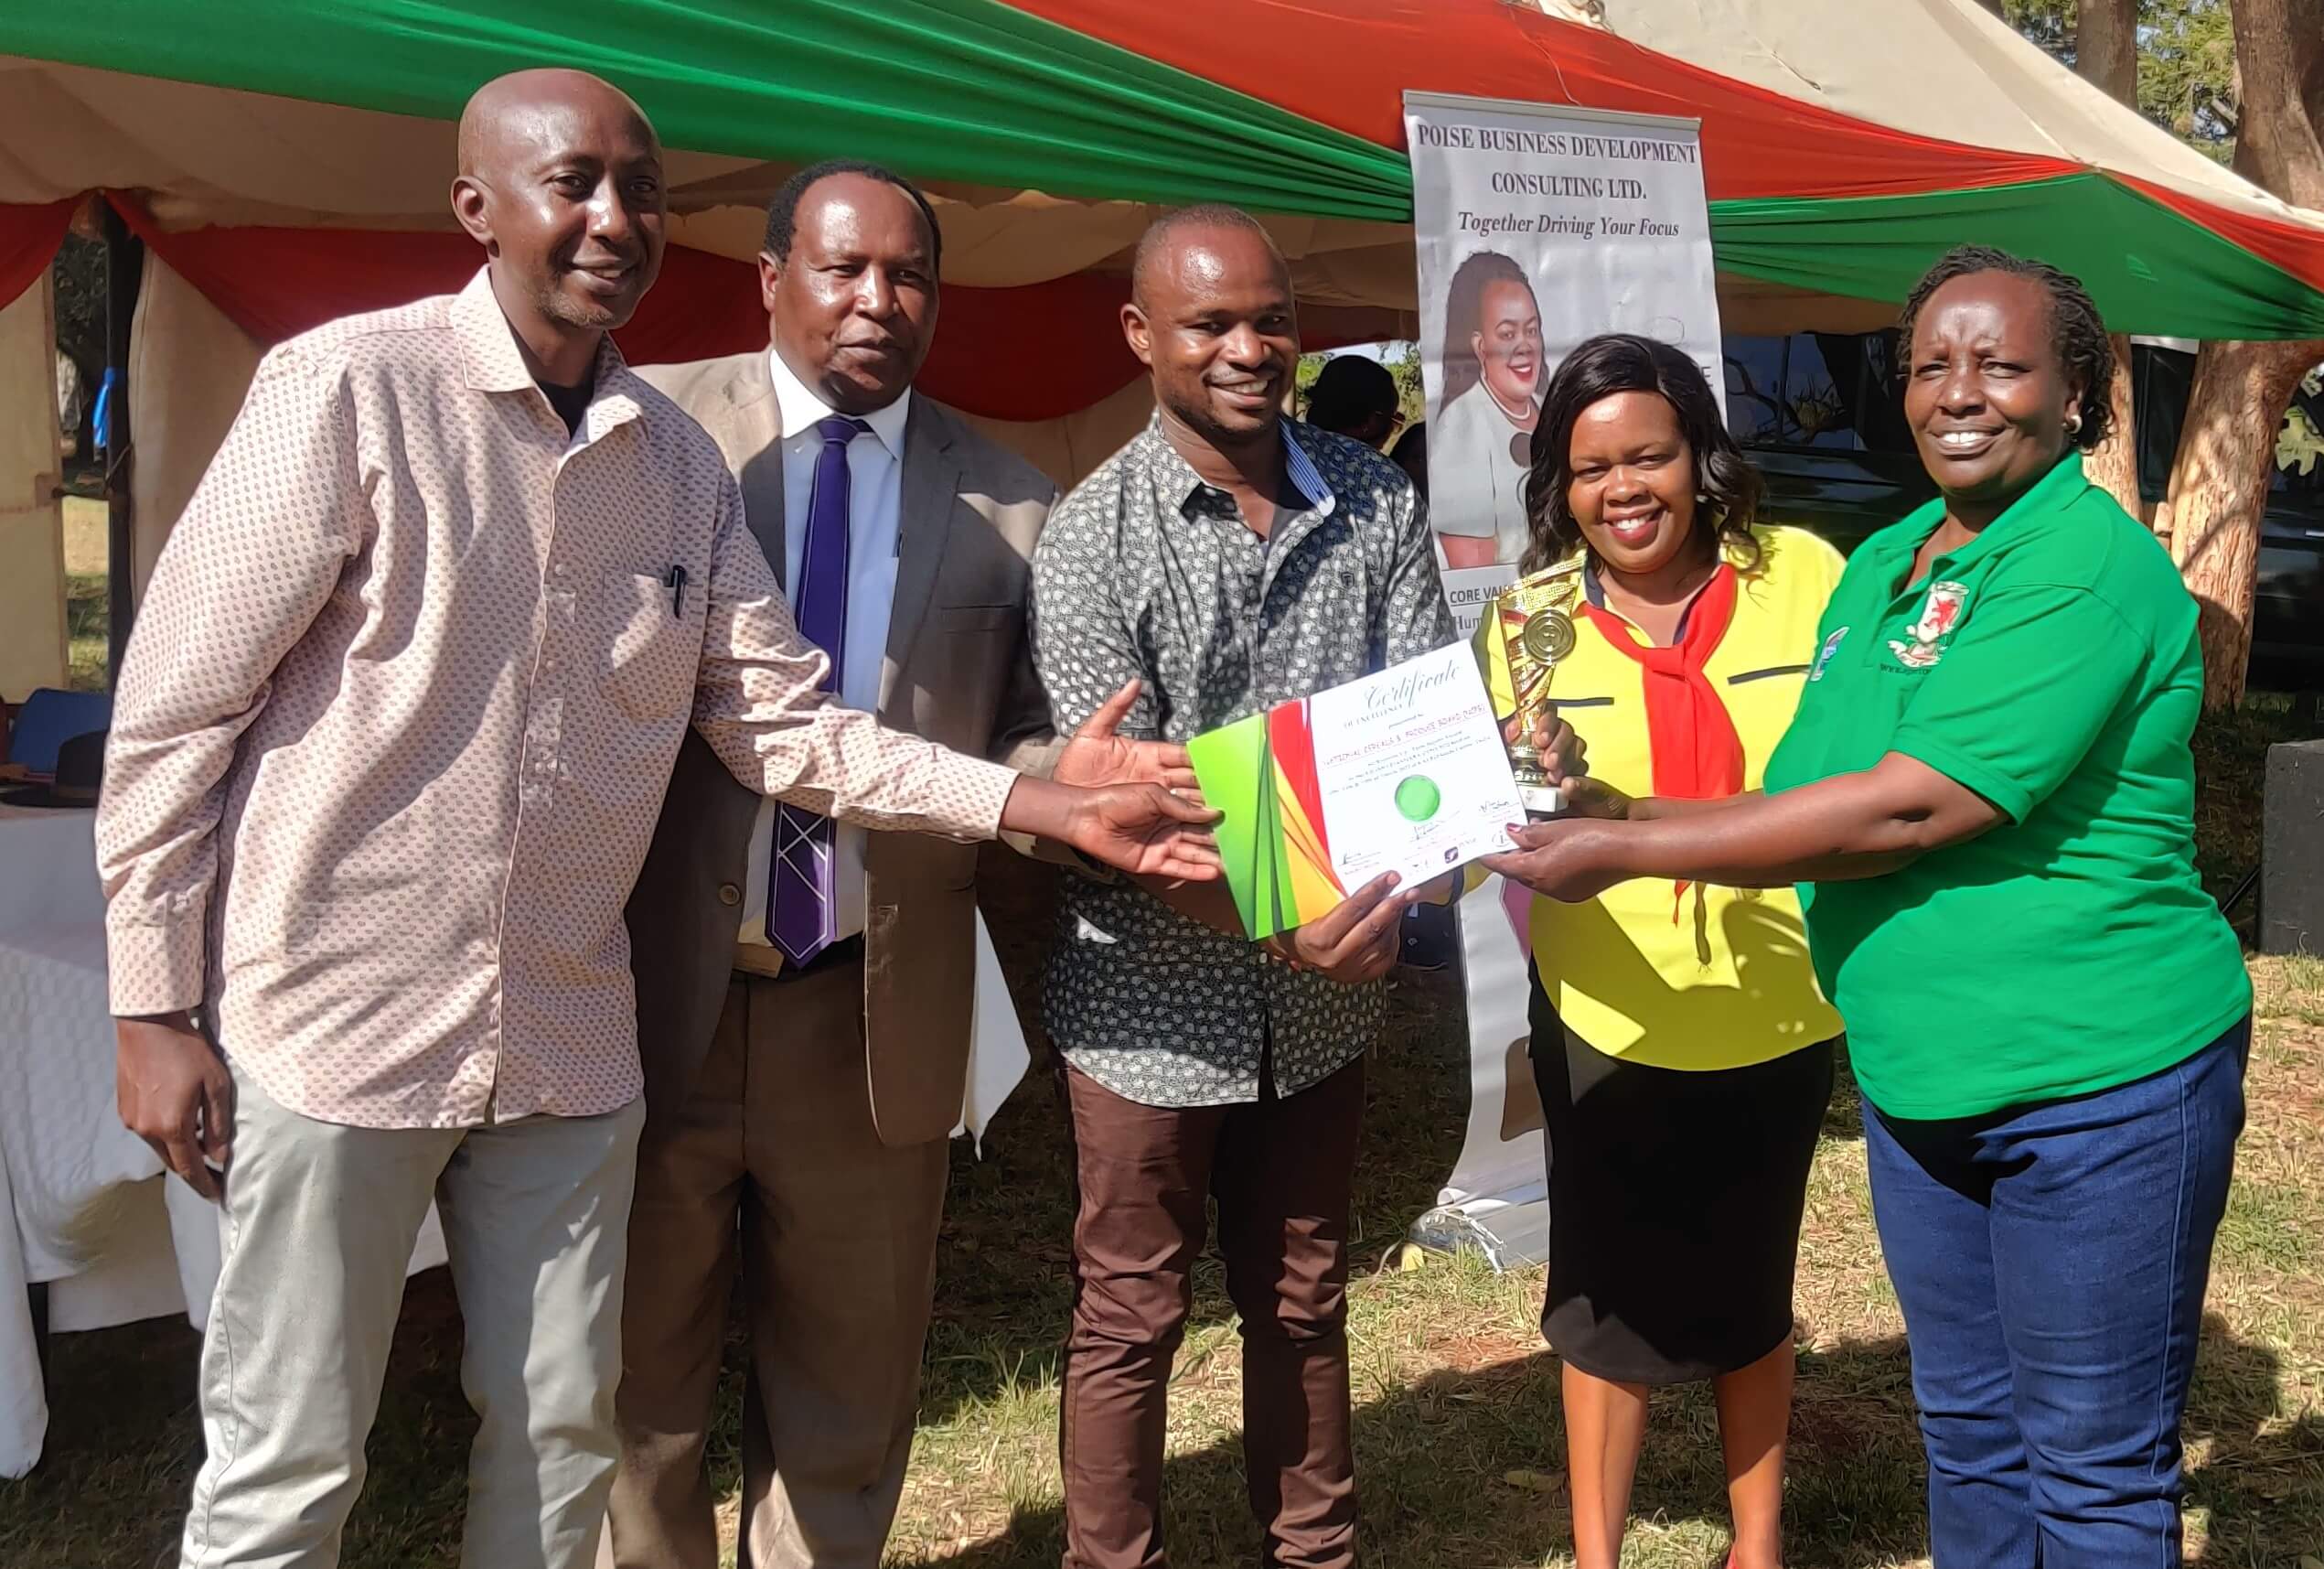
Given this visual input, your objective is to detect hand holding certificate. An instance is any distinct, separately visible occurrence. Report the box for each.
[1185,643,1527,941]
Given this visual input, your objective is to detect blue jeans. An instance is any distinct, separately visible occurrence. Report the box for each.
[1864,1019,2248,1569]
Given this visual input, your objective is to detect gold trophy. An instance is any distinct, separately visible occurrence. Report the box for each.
[1473,559,1583,818]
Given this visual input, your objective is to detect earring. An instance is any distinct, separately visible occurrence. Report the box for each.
[2065,413,2084,436]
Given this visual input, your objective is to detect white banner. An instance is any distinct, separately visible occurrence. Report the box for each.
[1401,91,1722,1268]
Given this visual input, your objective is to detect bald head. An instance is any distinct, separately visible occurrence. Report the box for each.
[1129,204,1287,314]
[457,69,654,180]
[1121,205,1299,453]
[450,69,667,380]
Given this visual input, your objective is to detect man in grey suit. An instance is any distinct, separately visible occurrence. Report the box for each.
[610,161,1183,1568]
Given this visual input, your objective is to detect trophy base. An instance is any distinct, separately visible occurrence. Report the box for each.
[1516,782,1565,818]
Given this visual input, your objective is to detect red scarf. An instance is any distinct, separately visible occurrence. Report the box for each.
[1577,563,1745,918]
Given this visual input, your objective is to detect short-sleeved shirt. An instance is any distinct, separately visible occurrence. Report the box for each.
[1482,526,1847,1070]
[1763,453,2250,1120]
[1030,414,1456,1108]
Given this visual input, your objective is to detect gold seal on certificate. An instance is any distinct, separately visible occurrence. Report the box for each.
[1483,560,1583,818]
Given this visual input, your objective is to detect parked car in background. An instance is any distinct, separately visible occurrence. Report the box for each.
[2133,343,2324,682]
[1723,331,2324,686]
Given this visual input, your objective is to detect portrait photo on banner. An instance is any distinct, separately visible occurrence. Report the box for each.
[1404,91,1723,631]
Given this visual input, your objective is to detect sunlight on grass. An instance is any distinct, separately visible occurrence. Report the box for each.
[2267,951,2324,1025]
[59,499,109,691]
[64,571,106,692]
[1,699,2319,1568]
[2217,1176,2318,1277]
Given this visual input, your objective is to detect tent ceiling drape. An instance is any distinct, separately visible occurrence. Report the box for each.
[0,1,1413,218]
[1,0,2319,672]
[2,0,2322,596]
[7,0,2324,335]
[100,194,1419,424]
[0,198,73,317]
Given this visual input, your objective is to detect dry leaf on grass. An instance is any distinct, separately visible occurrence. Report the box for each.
[1502,1468,1566,1494]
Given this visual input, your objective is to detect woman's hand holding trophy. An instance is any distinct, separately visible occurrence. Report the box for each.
[1474,558,1624,820]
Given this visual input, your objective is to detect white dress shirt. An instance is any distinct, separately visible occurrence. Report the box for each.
[736,349,912,950]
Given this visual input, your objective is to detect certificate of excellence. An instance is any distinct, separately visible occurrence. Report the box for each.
[1185,642,1525,940]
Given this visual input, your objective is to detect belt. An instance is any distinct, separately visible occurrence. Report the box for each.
[765,933,865,983]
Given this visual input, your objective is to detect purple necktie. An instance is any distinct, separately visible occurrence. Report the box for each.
[769,414,870,965]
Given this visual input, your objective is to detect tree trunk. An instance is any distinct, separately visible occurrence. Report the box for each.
[2158,0,2324,707]
[59,344,101,468]
[2073,0,2139,108]
[2083,334,2143,518]
[2059,3,2141,516]
[2228,0,2324,209]
[2166,338,2320,707]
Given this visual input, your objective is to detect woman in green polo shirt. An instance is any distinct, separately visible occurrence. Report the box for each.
[1489,247,2251,1567]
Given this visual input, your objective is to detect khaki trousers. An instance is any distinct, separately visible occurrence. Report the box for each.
[181,1063,643,1569]
[1058,1054,1365,1569]
[605,965,949,1569]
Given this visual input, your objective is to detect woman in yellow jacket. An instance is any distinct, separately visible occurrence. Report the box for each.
[1481,334,1844,1569]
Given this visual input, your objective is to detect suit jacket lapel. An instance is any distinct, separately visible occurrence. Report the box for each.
[718,354,789,586]
[881,401,962,715]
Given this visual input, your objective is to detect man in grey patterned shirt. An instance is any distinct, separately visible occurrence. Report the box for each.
[1029,206,1456,1569]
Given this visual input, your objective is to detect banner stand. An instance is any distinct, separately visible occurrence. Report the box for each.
[1401,90,1722,1269]
[1408,877,1551,1269]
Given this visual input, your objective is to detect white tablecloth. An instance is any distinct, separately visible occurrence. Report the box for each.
[0,807,449,1478]
[0,808,1029,1479]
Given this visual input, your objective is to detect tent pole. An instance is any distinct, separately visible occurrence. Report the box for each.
[100,201,144,687]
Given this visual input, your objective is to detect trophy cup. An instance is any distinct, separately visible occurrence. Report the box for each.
[1477,560,1583,818]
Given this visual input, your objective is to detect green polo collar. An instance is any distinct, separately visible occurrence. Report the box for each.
[1878,450,2093,595]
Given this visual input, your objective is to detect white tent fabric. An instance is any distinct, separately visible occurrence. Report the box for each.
[122,253,1165,597]
[0,280,63,694]
[0,59,1420,293]
[1581,0,2324,240]
[9,0,2317,619]
[115,249,1878,604]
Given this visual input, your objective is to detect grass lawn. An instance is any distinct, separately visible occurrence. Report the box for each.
[61,497,107,692]
[1,687,2317,1565]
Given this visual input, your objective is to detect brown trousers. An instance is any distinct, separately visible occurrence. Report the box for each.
[1058,1054,1366,1569]
[605,966,948,1569]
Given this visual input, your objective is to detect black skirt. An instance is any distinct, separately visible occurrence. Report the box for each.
[1530,970,1835,1386]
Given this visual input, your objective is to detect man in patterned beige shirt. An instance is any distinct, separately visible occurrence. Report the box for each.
[94,70,1214,1569]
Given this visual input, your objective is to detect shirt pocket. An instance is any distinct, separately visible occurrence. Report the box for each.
[601,570,696,720]
[937,602,1019,635]
[1725,663,1811,686]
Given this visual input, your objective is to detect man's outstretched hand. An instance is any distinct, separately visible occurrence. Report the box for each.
[1057,781,1223,882]
[116,1011,233,1200]
[1054,680,1199,794]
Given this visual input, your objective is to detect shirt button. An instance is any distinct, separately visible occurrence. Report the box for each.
[716,883,742,906]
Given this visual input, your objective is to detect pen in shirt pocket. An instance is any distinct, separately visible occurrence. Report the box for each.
[664,564,687,618]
